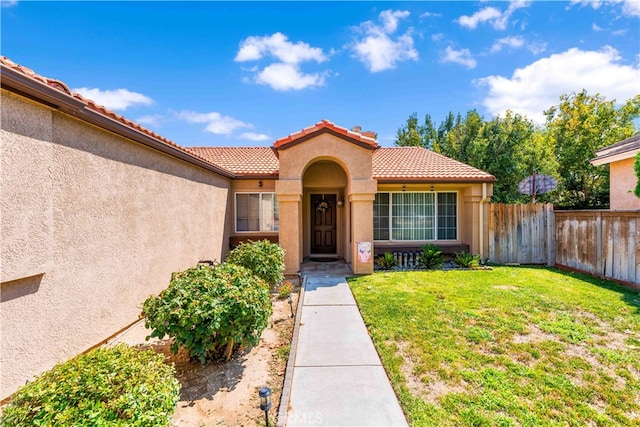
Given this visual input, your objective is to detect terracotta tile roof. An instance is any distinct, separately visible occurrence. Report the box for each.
[274,119,379,149]
[373,147,495,182]
[0,56,234,178]
[188,146,279,176]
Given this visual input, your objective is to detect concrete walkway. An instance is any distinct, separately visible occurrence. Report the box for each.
[282,269,407,426]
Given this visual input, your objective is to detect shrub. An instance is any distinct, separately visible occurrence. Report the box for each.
[417,244,444,270]
[376,252,398,270]
[226,240,285,285]
[0,344,179,427]
[453,251,480,268]
[278,281,293,299]
[142,263,272,363]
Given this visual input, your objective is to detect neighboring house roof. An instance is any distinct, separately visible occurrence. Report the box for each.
[189,145,495,182]
[591,134,640,166]
[0,56,235,179]
[373,147,495,182]
[274,119,379,150]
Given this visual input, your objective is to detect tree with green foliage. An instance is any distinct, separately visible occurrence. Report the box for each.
[635,152,640,199]
[439,110,484,164]
[473,111,557,203]
[394,112,424,147]
[545,91,639,208]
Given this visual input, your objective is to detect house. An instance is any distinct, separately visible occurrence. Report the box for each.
[0,56,493,399]
[591,134,640,210]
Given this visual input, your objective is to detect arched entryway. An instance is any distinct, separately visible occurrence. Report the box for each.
[302,160,348,259]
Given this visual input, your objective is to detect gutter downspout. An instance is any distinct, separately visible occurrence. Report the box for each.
[479,183,488,260]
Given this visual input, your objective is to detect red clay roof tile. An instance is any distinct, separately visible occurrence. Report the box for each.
[373,147,495,182]
[190,145,494,182]
[273,119,379,149]
[2,56,493,183]
[188,146,279,176]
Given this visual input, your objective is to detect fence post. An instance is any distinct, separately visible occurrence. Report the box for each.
[546,204,555,267]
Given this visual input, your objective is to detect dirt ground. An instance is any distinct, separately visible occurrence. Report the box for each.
[139,293,298,427]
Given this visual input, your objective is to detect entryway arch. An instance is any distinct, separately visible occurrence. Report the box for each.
[302,159,349,259]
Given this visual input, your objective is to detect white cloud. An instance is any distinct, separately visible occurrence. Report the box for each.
[457,7,502,29]
[136,114,163,127]
[457,1,531,30]
[570,0,640,16]
[239,132,271,142]
[420,11,442,19]
[1,0,18,8]
[73,87,153,111]
[490,36,525,53]
[476,46,640,123]
[442,46,477,69]
[351,9,418,72]
[176,111,251,135]
[235,32,327,64]
[235,32,329,91]
[592,23,604,31]
[380,10,410,33]
[255,63,326,91]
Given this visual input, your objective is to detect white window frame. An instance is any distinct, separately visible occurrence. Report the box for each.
[373,191,459,242]
[235,192,279,233]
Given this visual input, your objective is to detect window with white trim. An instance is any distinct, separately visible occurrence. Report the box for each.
[236,193,279,232]
[373,192,457,241]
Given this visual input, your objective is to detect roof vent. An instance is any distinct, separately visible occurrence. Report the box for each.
[351,125,362,133]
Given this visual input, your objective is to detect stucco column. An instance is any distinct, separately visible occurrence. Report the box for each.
[349,179,377,275]
[462,193,483,256]
[275,180,302,276]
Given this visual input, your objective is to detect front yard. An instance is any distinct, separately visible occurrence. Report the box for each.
[349,267,640,426]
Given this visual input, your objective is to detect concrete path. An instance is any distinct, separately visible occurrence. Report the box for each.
[283,274,408,426]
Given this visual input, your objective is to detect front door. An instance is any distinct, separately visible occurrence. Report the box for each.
[310,194,337,254]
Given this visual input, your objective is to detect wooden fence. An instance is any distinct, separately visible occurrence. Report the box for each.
[555,211,639,285]
[489,204,639,285]
[489,203,555,266]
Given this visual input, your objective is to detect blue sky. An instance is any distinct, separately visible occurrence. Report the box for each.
[2,1,639,147]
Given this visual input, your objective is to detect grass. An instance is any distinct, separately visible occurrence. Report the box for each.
[348,266,640,426]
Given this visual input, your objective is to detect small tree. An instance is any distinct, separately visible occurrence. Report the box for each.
[142,263,272,363]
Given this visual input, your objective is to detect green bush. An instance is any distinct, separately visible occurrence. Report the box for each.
[376,252,398,270]
[0,344,179,427]
[142,263,272,363]
[453,251,480,268]
[417,244,444,270]
[277,281,293,299]
[226,240,285,285]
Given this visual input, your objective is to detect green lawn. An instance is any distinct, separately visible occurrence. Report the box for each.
[348,267,640,426]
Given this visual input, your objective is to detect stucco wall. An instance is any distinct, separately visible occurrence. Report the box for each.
[276,134,377,274]
[610,157,640,210]
[1,90,232,398]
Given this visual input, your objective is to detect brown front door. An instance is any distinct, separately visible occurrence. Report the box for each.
[311,194,337,254]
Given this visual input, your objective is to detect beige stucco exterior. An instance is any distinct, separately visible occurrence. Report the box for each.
[609,157,640,210]
[276,133,377,275]
[0,59,495,400]
[1,90,233,398]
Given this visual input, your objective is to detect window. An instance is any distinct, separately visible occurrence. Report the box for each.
[373,192,457,241]
[236,193,279,232]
